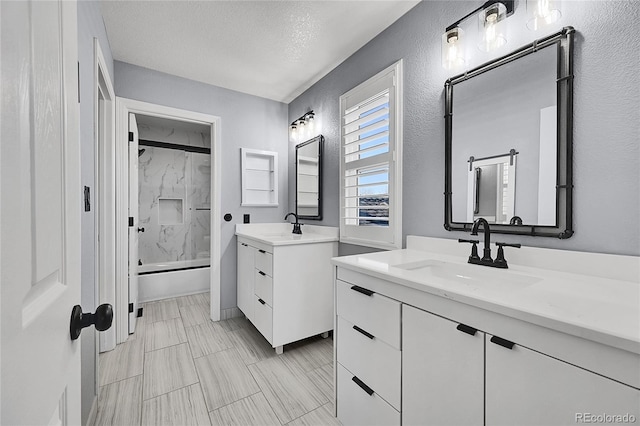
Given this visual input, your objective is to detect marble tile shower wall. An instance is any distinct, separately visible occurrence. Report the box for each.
[138,127,211,266]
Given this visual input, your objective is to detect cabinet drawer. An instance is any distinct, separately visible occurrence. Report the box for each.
[336,280,401,349]
[337,363,400,426]
[254,296,272,343]
[254,269,273,306]
[337,317,401,410]
[255,249,273,276]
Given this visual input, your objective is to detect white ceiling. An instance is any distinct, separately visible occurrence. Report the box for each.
[100,0,420,103]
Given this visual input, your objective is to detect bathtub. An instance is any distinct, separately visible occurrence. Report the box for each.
[138,258,210,302]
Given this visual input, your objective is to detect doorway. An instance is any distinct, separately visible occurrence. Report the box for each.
[114,98,222,344]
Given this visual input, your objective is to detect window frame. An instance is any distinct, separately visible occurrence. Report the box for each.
[339,60,403,250]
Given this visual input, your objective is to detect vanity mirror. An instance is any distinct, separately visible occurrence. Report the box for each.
[296,135,323,220]
[445,27,574,238]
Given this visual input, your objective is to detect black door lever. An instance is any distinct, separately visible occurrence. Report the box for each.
[70,304,113,340]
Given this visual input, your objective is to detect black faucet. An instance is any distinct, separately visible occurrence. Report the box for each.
[459,218,521,269]
[284,212,303,234]
[471,218,493,263]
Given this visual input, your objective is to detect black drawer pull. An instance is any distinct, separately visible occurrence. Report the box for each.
[456,323,477,336]
[241,243,248,246]
[258,298,266,305]
[258,249,266,254]
[351,376,374,396]
[350,285,374,297]
[490,335,515,350]
[353,325,374,339]
[258,271,266,276]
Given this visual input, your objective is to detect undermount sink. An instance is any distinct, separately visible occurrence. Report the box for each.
[392,258,542,289]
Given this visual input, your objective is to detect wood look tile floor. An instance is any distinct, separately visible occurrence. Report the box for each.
[96,293,339,426]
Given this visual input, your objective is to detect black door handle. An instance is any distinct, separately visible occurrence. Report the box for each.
[350,285,374,297]
[70,304,113,340]
[138,227,145,233]
[490,335,515,350]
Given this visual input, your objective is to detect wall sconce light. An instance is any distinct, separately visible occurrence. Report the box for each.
[442,0,515,69]
[526,0,561,30]
[290,110,316,142]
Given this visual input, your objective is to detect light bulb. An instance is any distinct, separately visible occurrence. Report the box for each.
[441,27,465,70]
[290,124,297,142]
[478,3,507,52]
[306,114,315,136]
[526,0,561,30]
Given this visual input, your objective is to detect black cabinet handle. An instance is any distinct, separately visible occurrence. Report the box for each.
[258,298,266,305]
[258,271,266,276]
[241,243,248,247]
[350,285,374,297]
[490,335,515,350]
[351,376,374,396]
[353,325,374,339]
[258,249,266,254]
[456,323,478,336]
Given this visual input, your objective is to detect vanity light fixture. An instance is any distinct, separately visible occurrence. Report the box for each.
[289,110,316,142]
[441,0,515,69]
[526,0,561,30]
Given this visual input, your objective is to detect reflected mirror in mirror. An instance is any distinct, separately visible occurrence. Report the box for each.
[296,135,323,220]
[445,27,574,238]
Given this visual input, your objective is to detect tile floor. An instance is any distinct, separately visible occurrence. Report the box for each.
[95,293,339,426]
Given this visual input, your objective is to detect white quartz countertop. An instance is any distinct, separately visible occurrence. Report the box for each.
[236,223,339,246]
[331,238,640,355]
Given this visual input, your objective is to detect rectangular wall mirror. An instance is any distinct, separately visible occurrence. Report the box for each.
[445,27,574,238]
[296,135,323,220]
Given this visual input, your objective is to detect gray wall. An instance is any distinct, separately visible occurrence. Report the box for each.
[114,61,289,310]
[288,0,640,256]
[78,0,115,424]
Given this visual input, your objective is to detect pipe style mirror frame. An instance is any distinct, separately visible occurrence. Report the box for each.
[444,26,575,238]
[295,135,324,220]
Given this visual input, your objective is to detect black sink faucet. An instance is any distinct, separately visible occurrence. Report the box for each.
[284,212,303,234]
[471,218,492,262]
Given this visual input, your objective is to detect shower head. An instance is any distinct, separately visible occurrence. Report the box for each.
[138,148,146,157]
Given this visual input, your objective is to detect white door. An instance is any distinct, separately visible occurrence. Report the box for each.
[0,1,82,424]
[128,114,140,333]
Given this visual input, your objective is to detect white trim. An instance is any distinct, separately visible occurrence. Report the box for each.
[115,98,222,343]
[94,38,117,354]
[339,60,403,250]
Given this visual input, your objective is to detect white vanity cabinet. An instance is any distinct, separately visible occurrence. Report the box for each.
[402,304,484,426]
[237,234,337,353]
[334,265,640,426]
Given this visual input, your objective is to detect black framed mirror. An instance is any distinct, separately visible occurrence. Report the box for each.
[296,135,323,220]
[444,27,574,238]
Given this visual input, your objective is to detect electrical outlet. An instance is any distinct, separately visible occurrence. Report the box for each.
[244,214,250,223]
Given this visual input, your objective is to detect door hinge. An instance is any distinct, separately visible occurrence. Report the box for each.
[129,217,134,227]
[128,303,134,313]
[129,132,134,142]
[137,307,144,318]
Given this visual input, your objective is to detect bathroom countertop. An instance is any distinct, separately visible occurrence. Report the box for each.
[332,237,640,355]
[236,223,339,247]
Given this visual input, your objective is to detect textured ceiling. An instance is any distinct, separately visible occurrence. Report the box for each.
[100,1,420,103]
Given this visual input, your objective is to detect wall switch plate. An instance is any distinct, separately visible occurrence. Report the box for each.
[244,214,250,223]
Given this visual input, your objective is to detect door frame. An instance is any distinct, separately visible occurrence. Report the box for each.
[94,38,117,354]
[114,98,222,343]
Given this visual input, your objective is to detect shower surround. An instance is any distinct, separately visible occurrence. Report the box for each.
[137,124,211,268]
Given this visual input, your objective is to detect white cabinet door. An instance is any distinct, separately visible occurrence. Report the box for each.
[402,305,484,426]
[1,1,82,423]
[237,241,254,321]
[486,334,640,425]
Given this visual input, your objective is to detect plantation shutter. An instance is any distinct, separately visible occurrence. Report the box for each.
[339,61,402,249]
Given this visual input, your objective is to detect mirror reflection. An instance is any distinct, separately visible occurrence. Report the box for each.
[451,44,557,226]
[296,135,323,220]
